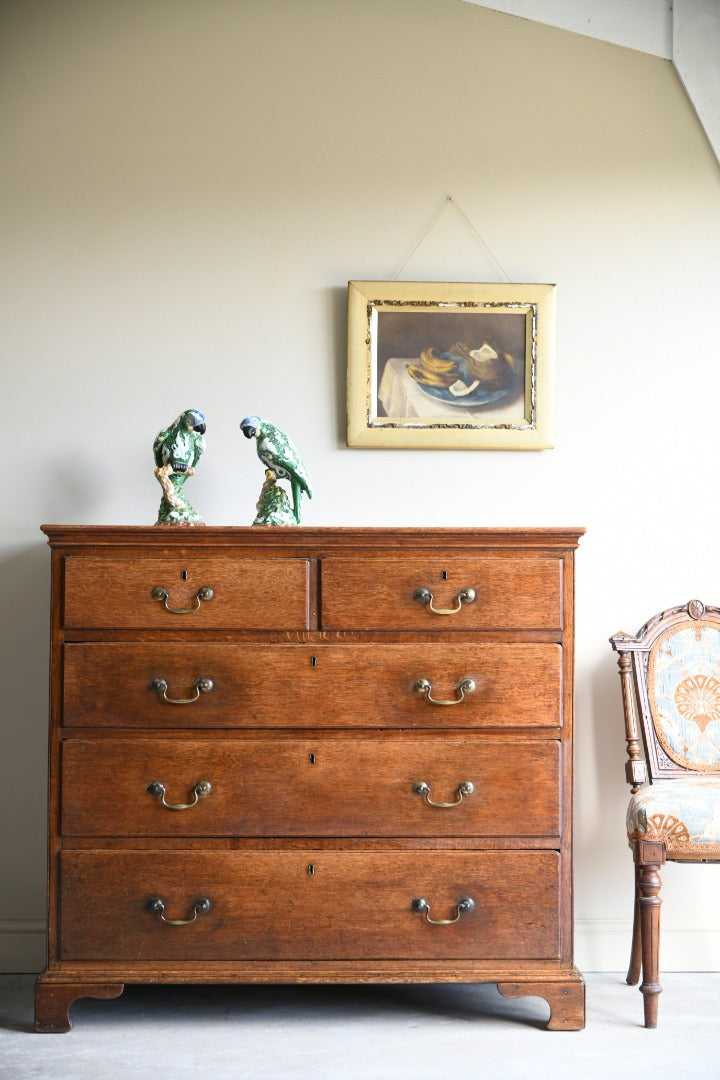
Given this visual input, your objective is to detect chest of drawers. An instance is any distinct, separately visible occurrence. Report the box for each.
[35,526,585,1031]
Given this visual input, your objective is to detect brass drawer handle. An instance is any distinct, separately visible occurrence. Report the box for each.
[413,677,476,705]
[413,586,476,615]
[147,896,212,925]
[413,780,475,807]
[151,585,214,614]
[412,897,475,925]
[151,676,214,704]
[147,779,212,810]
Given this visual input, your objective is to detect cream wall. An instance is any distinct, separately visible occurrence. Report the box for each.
[2,0,720,973]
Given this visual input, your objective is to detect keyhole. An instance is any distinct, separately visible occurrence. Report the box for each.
[309,753,316,765]
[181,569,188,581]
[441,569,448,581]
[307,864,315,875]
[310,656,317,667]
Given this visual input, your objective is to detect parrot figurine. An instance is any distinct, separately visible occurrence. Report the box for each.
[153,409,206,525]
[240,416,312,525]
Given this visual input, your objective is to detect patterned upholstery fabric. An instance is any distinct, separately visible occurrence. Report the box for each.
[649,620,720,770]
[627,777,720,856]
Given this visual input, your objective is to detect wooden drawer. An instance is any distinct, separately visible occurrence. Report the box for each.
[63,642,562,729]
[320,556,562,630]
[59,849,560,961]
[61,737,561,838]
[62,556,310,629]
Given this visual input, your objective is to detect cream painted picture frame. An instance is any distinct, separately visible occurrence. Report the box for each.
[346,281,555,449]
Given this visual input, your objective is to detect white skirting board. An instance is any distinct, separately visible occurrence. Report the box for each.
[3,922,720,975]
[575,921,720,973]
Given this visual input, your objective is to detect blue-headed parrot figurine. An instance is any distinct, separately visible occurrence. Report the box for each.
[153,409,206,525]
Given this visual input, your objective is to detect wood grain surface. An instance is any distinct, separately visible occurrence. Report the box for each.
[59,849,561,962]
[60,736,561,838]
[63,641,562,729]
[37,526,584,1032]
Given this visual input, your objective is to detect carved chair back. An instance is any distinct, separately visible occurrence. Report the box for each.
[613,599,720,787]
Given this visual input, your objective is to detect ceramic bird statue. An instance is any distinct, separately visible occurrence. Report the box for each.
[240,416,312,525]
[153,409,206,525]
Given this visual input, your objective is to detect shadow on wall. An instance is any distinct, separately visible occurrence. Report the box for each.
[591,647,629,809]
[576,645,633,892]
[39,454,113,526]
[0,545,51,920]
[329,285,349,447]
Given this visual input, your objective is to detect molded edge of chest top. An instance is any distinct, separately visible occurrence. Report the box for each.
[41,525,585,551]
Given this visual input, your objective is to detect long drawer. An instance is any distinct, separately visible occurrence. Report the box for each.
[59,849,561,961]
[61,737,561,838]
[320,556,563,630]
[63,642,562,729]
[62,556,310,629]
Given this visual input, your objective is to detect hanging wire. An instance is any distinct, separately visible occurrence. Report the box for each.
[391,196,452,280]
[391,195,512,283]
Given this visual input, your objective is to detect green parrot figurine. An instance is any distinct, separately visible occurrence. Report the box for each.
[153,409,206,525]
[240,416,312,525]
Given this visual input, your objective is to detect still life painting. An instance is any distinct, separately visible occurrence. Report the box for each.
[346,281,555,449]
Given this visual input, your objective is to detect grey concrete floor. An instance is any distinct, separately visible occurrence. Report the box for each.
[1,973,719,1080]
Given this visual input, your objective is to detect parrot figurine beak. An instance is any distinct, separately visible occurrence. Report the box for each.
[240,417,257,439]
[184,409,206,436]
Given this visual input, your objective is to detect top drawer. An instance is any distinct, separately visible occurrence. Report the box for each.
[62,556,310,630]
[321,556,562,631]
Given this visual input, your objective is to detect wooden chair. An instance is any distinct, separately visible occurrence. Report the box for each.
[611,599,720,1027]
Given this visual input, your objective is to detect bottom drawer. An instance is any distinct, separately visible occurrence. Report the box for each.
[60,849,560,961]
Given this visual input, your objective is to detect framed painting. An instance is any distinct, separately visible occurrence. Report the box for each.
[346,280,555,449]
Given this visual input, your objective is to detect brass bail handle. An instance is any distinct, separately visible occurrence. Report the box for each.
[413,677,476,706]
[148,896,212,925]
[147,779,212,810]
[413,780,475,807]
[151,677,214,704]
[412,897,475,925]
[151,585,214,614]
[414,586,476,616]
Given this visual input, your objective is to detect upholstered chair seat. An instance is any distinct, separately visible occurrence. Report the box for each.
[627,776,720,855]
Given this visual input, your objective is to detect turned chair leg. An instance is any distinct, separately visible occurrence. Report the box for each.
[627,861,642,986]
[634,839,666,1028]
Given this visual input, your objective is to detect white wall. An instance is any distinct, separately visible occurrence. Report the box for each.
[2,0,720,973]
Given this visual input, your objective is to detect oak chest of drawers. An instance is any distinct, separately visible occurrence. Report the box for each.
[35,526,585,1031]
